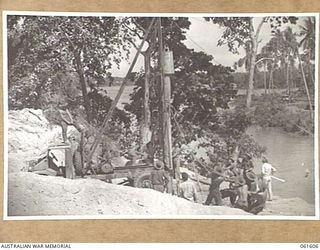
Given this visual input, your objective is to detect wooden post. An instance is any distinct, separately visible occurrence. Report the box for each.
[158,18,176,194]
[65,147,75,179]
[163,76,173,169]
[140,49,152,150]
[158,18,173,171]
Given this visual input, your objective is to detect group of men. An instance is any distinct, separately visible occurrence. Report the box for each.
[148,152,276,214]
[127,142,277,214]
[150,163,199,202]
[203,155,277,214]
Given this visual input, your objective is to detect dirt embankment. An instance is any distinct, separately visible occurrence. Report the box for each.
[8,109,77,173]
[7,109,315,217]
[8,172,248,216]
[7,109,248,217]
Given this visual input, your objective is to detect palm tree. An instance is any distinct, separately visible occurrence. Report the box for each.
[256,47,274,94]
[298,17,315,84]
[282,27,298,96]
[269,28,299,96]
[280,27,313,121]
[297,47,313,122]
[260,29,294,94]
[260,27,313,121]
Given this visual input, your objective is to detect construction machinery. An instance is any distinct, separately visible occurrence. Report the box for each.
[28,141,158,188]
[29,17,178,189]
[28,144,71,177]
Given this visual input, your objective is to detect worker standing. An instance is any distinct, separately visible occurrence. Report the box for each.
[172,144,182,195]
[150,160,167,192]
[204,164,224,206]
[179,172,198,202]
[261,157,277,201]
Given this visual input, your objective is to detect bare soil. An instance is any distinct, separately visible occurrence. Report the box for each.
[6,108,315,217]
[8,172,249,216]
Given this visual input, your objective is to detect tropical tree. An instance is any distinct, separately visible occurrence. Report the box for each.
[259,25,313,121]
[125,17,263,173]
[205,16,298,108]
[7,15,140,157]
[269,28,298,95]
[120,17,192,149]
[7,15,131,123]
[298,17,316,84]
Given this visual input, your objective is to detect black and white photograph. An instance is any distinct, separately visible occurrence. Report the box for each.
[3,12,319,219]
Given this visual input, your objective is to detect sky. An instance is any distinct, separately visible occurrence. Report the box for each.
[110,16,310,77]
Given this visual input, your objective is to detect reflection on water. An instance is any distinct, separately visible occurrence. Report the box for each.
[247,127,315,204]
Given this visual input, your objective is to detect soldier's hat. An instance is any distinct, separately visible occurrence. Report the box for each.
[245,170,256,182]
[154,159,164,170]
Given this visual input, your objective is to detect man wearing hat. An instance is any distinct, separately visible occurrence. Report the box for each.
[204,164,225,206]
[243,157,260,192]
[150,159,168,192]
[246,176,268,214]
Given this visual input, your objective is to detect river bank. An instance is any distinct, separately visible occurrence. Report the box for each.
[252,92,313,135]
[247,126,315,205]
[260,196,315,216]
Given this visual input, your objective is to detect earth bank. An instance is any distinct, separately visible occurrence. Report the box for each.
[7,109,315,217]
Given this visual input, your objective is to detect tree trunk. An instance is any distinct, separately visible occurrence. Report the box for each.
[246,48,256,107]
[289,63,294,91]
[58,28,92,123]
[269,63,274,94]
[308,52,314,84]
[74,50,92,122]
[246,18,264,108]
[246,44,257,107]
[286,61,290,95]
[297,48,313,122]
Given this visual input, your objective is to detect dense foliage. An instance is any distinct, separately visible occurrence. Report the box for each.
[205,16,298,108]
[7,15,133,147]
[7,16,131,116]
[252,93,313,135]
[232,68,302,90]
[125,17,264,172]
[8,15,313,175]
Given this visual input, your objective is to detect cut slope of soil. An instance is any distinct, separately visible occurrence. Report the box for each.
[8,172,248,216]
[7,108,315,217]
[8,109,77,173]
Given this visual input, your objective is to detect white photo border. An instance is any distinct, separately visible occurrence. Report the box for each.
[2,11,319,221]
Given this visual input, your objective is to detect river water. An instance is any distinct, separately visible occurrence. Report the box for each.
[247,127,316,204]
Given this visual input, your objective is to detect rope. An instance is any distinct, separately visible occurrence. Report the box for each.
[170,105,205,190]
